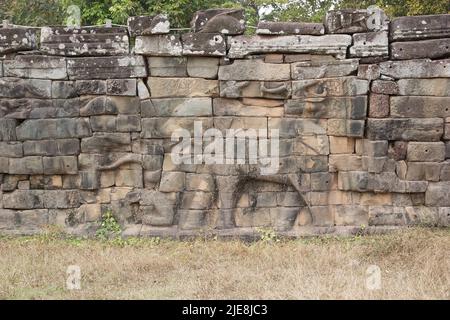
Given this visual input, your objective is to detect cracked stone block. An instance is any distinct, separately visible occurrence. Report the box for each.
[191,8,245,35]
[182,33,226,56]
[40,26,129,56]
[67,56,147,80]
[390,14,450,41]
[135,34,183,56]
[228,34,351,59]
[0,28,38,54]
[127,14,170,36]
[256,21,324,35]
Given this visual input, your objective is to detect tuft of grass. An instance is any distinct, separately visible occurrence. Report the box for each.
[0,227,448,299]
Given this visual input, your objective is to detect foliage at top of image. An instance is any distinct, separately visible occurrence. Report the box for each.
[1,0,449,28]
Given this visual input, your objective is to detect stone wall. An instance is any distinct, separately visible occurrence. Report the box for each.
[0,9,449,237]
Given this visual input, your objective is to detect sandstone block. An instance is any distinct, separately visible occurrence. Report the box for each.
[106,79,136,96]
[220,81,291,99]
[369,206,406,226]
[228,35,352,59]
[9,156,43,174]
[0,142,23,158]
[135,35,183,56]
[407,142,445,162]
[397,79,450,96]
[291,59,359,80]
[191,8,245,35]
[292,77,369,98]
[405,162,442,181]
[141,118,213,138]
[159,171,185,192]
[425,182,450,206]
[357,64,380,80]
[369,93,389,118]
[390,14,450,41]
[182,33,226,56]
[3,55,67,80]
[187,57,219,79]
[391,97,450,118]
[16,118,92,140]
[141,98,212,117]
[334,205,368,226]
[43,156,78,174]
[367,118,443,141]
[329,136,355,154]
[81,133,131,153]
[213,98,283,117]
[178,210,209,229]
[147,77,218,98]
[349,31,389,57]
[371,80,399,95]
[327,119,365,137]
[40,26,128,56]
[186,173,215,192]
[147,56,187,77]
[256,21,324,35]
[0,27,38,54]
[325,9,389,34]
[391,39,450,60]
[380,59,450,79]
[219,59,290,81]
[117,115,141,132]
[127,14,170,36]
[67,56,147,80]
[329,154,362,171]
[269,118,327,137]
[0,78,51,99]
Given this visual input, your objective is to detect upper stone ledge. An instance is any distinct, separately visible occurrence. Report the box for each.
[325,8,390,34]
[0,27,39,54]
[127,14,170,36]
[227,34,352,59]
[40,26,129,56]
[256,21,325,35]
[190,8,246,35]
[390,14,450,41]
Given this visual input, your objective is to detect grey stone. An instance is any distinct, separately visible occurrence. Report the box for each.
[256,21,324,35]
[147,77,218,98]
[43,156,78,174]
[390,14,450,41]
[0,209,16,230]
[67,56,147,80]
[8,156,43,174]
[117,115,141,132]
[327,119,365,137]
[0,157,9,173]
[135,35,183,56]
[292,77,369,98]
[16,118,92,140]
[75,80,107,95]
[187,57,219,79]
[349,31,388,58]
[81,133,131,153]
[0,142,22,158]
[52,81,77,98]
[369,93,389,118]
[220,81,291,99]
[139,190,177,224]
[141,98,212,117]
[269,118,327,137]
[334,205,368,226]
[141,118,213,138]
[127,14,170,36]
[181,192,213,210]
[228,35,352,59]
[367,118,443,141]
[179,210,209,229]
[285,96,367,119]
[363,140,388,157]
[357,64,380,80]
[291,59,359,80]
[397,79,450,96]
[391,97,450,118]
[80,96,118,116]
[379,59,450,79]
[159,171,185,192]
[137,80,150,100]
[405,162,442,181]
[90,115,117,131]
[191,8,245,35]
[213,98,283,117]
[40,26,129,56]
[369,206,406,226]
[325,8,389,34]
[0,28,38,54]
[0,119,17,141]
[425,182,450,206]
[391,39,450,60]
[186,173,215,191]
[23,139,79,156]
[218,59,290,81]
[3,55,67,80]
[106,79,136,96]
[371,80,399,95]
[147,57,187,77]
[407,142,445,162]
[0,78,51,98]
[182,33,226,56]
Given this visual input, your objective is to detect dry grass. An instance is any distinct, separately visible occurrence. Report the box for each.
[0,227,449,300]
